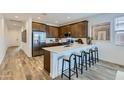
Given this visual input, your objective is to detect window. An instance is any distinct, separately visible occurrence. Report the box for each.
[115,16,124,45]
[115,32,124,45]
[115,16,124,31]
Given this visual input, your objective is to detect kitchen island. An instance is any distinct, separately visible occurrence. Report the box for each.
[43,44,95,79]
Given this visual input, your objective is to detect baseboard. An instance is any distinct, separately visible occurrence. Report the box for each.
[0,47,8,65]
[100,59,124,68]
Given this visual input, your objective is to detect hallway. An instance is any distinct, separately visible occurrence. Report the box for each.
[0,47,50,80]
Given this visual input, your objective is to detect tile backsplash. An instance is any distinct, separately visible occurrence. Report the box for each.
[45,38,86,44]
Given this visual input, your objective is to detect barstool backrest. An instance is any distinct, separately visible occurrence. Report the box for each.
[89,48,93,53]
[81,50,86,56]
[95,47,98,51]
[69,54,76,61]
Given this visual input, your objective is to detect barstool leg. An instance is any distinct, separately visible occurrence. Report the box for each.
[73,58,76,70]
[92,52,94,65]
[69,61,71,80]
[78,57,80,68]
[94,52,97,64]
[81,56,84,74]
[97,51,99,62]
[75,57,78,78]
[61,59,64,78]
[89,53,91,68]
[74,59,76,70]
[85,55,88,70]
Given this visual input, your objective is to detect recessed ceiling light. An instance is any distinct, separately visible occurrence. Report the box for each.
[37,17,41,19]
[15,16,19,18]
[55,21,58,23]
[67,17,71,19]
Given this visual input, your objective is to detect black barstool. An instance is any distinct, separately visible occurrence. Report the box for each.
[85,49,93,70]
[73,51,86,74]
[94,47,99,62]
[61,54,78,80]
[89,48,96,65]
[90,46,99,63]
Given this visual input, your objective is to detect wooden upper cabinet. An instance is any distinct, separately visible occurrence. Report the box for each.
[82,21,88,38]
[60,21,88,38]
[47,26,59,38]
[32,22,40,30]
[70,22,85,38]
[59,27,64,38]
[40,24,46,31]
[32,22,46,31]
[32,21,88,38]
[59,25,71,38]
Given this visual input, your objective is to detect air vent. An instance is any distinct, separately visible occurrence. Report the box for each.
[41,13,47,16]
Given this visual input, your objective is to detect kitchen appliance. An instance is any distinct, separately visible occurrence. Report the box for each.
[32,31,46,56]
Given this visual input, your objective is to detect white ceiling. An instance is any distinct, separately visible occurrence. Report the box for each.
[6,20,23,30]
[2,13,100,29]
[31,13,100,26]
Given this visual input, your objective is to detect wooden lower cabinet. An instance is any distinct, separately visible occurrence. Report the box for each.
[43,43,66,73]
[44,50,50,73]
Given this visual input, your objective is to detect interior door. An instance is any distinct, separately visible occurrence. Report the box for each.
[8,30,21,47]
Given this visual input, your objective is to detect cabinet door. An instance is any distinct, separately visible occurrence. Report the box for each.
[32,22,41,31]
[70,24,77,38]
[32,22,46,31]
[59,26,65,38]
[44,50,50,73]
[76,22,84,38]
[59,25,71,38]
[47,26,59,38]
[40,24,46,31]
[65,25,71,34]
[82,21,88,38]
[70,21,88,38]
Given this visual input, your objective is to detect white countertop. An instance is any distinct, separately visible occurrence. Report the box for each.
[116,71,124,80]
[43,44,94,54]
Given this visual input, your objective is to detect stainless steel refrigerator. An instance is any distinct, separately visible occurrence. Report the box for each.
[32,31,46,56]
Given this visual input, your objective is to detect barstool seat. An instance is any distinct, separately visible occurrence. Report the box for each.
[63,56,70,61]
[73,52,81,56]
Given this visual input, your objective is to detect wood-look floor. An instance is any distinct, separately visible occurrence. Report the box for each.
[0,46,124,80]
[56,61,124,80]
[0,47,51,80]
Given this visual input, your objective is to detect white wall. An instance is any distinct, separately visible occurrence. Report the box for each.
[21,17,32,57]
[0,16,8,64]
[86,13,124,65]
[45,14,124,66]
